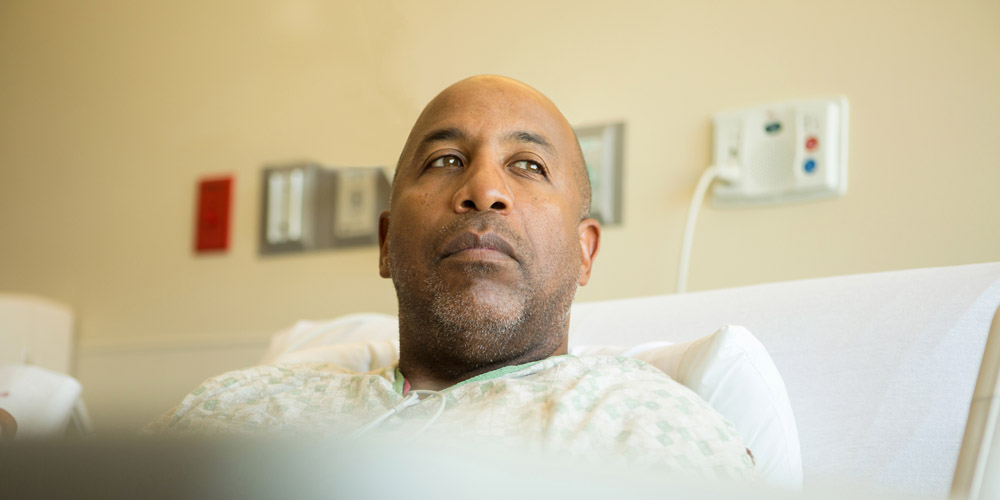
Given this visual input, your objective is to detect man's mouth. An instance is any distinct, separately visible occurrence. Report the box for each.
[440,231,517,263]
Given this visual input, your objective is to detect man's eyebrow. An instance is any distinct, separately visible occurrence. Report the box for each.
[413,127,465,157]
[420,127,465,145]
[411,127,557,162]
[410,127,466,164]
[505,130,556,156]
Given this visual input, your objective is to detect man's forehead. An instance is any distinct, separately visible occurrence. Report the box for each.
[404,78,573,159]
[431,76,549,109]
[416,126,557,155]
[418,83,563,137]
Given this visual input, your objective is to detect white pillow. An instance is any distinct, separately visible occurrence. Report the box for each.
[260,314,399,365]
[268,340,399,372]
[263,319,801,489]
[572,325,802,489]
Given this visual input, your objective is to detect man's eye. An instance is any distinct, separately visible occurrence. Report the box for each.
[511,160,544,175]
[429,155,464,168]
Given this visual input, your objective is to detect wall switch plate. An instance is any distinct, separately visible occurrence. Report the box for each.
[259,163,390,255]
[260,164,319,254]
[710,97,848,207]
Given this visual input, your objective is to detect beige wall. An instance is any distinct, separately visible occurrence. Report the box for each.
[1,1,998,429]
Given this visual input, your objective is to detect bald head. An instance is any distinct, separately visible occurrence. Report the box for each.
[395,76,591,219]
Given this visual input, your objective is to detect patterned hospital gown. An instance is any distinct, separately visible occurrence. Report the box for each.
[148,355,756,480]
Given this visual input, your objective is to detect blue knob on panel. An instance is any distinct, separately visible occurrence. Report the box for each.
[804,159,817,174]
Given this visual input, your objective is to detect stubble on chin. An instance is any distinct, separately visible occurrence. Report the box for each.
[394,264,578,379]
[392,262,530,370]
[423,272,527,362]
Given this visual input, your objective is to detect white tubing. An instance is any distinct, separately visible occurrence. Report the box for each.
[348,389,447,441]
[676,165,740,294]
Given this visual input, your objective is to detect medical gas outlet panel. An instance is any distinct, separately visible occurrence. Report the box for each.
[710,97,848,207]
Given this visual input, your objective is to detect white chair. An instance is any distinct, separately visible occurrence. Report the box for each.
[0,293,93,438]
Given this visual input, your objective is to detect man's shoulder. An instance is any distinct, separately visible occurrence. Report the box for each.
[189,362,392,394]
[493,354,699,406]
[531,354,679,383]
[564,354,666,372]
[145,362,396,434]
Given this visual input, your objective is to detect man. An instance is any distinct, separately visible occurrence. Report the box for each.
[150,76,755,479]
[381,75,599,392]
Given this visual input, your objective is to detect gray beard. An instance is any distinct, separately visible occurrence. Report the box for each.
[423,272,526,364]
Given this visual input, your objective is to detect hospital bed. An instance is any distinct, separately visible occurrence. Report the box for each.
[262,262,1000,499]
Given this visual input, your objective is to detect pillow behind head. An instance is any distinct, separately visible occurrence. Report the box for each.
[269,340,399,373]
[571,325,802,490]
[260,314,399,366]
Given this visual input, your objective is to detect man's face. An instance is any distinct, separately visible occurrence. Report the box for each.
[379,77,599,371]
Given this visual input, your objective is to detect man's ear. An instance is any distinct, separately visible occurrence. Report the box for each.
[378,210,391,278]
[576,218,601,286]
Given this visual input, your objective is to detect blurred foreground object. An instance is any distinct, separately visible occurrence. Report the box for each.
[0,437,912,500]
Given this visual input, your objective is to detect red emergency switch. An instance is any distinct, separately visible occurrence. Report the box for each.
[195,176,233,253]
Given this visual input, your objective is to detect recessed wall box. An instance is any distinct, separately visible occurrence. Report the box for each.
[710,97,848,207]
[259,163,389,255]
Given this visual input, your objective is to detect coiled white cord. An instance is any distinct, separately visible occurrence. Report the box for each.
[348,389,447,441]
[676,164,741,294]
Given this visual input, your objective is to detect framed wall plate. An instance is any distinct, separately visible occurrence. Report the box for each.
[575,122,625,225]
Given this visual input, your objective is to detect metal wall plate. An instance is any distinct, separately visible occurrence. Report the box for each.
[576,122,625,225]
[259,163,389,255]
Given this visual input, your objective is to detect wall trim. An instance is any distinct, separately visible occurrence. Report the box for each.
[77,334,270,355]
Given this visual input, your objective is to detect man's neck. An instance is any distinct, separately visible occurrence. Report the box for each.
[399,340,568,392]
[393,302,573,391]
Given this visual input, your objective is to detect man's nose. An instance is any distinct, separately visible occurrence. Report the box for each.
[452,162,513,214]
